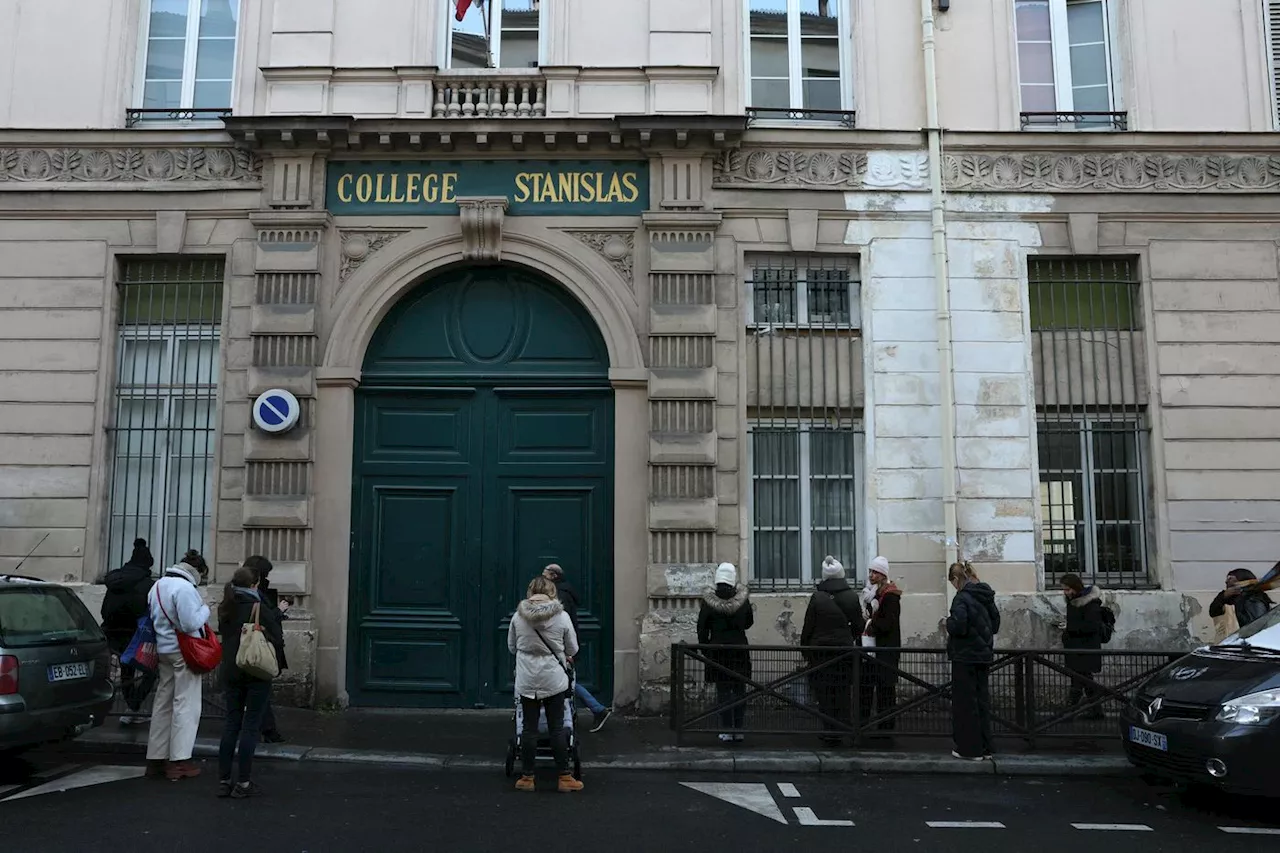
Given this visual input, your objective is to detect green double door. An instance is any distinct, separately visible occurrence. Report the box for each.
[347,268,614,708]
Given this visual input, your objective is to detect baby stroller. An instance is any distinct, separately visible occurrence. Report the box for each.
[504,672,583,780]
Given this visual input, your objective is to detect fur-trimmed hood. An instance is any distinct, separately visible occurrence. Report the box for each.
[701,584,749,614]
[1069,586,1101,608]
[517,594,564,624]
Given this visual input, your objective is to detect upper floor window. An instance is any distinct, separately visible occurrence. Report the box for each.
[747,0,852,123]
[1014,0,1123,130]
[135,0,239,122]
[449,0,542,69]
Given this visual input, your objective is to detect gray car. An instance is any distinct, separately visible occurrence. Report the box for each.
[0,575,115,756]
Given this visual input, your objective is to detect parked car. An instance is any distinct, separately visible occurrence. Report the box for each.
[1122,602,1280,797]
[0,575,115,757]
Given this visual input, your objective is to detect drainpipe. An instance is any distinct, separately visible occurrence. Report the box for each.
[920,0,959,578]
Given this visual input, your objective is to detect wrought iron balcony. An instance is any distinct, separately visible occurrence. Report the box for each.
[746,107,857,128]
[126,108,232,128]
[1020,111,1129,131]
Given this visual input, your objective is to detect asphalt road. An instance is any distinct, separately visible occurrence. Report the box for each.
[1,750,1277,853]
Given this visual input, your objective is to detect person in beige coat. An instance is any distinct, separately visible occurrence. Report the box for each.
[507,576,582,793]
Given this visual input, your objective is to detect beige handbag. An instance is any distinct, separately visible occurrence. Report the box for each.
[236,602,280,680]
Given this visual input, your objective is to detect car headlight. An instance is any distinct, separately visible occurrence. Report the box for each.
[1216,690,1280,725]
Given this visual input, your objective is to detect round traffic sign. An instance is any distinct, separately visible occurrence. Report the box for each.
[252,389,301,434]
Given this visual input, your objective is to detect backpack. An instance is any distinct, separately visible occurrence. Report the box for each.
[1099,605,1116,644]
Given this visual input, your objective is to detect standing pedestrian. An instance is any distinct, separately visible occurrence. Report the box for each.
[146,551,210,781]
[1210,568,1275,630]
[1059,572,1106,719]
[945,561,1000,761]
[800,556,865,747]
[508,576,583,793]
[215,564,284,799]
[697,562,753,744]
[542,563,611,732]
[101,538,157,726]
[860,556,902,737]
[244,555,288,744]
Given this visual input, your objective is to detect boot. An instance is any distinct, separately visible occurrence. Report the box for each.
[145,759,166,779]
[165,760,201,781]
[557,774,584,793]
[515,775,535,792]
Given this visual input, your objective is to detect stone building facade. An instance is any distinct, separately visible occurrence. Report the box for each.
[0,0,1277,710]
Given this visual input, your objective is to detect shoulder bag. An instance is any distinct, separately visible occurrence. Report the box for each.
[235,602,280,680]
[155,586,223,674]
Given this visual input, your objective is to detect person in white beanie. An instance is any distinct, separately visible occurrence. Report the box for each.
[697,562,753,743]
[800,556,865,746]
[860,556,902,738]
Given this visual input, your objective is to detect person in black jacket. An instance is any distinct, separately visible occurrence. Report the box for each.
[1209,568,1275,630]
[697,562,754,744]
[216,564,284,799]
[946,561,1001,761]
[100,538,156,725]
[1059,572,1106,718]
[243,555,288,744]
[860,556,902,735]
[800,556,865,746]
[543,563,612,732]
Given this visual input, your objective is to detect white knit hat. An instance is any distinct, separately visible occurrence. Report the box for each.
[714,562,737,586]
[821,555,845,580]
[869,555,890,578]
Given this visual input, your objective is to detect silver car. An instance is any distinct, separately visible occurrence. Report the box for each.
[0,575,115,756]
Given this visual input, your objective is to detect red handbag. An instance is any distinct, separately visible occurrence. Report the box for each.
[156,589,223,674]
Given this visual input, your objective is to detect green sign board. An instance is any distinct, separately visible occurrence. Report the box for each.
[326,160,649,216]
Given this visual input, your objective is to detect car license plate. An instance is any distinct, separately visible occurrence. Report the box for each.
[48,662,90,683]
[1129,725,1167,752]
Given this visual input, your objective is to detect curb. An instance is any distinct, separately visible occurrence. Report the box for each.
[69,733,1135,777]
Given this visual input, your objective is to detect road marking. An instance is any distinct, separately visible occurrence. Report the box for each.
[680,782,788,825]
[1071,824,1153,832]
[0,785,19,798]
[777,783,801,799]
[926,822,1006,829]
[3,766,145,803]
[1220,827,1280,836]
[794,807,853,827]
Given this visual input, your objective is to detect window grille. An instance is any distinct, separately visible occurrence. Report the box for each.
[1030,257,1151,588]
[1267,1,1280,128]
[746,254,863,588]
[106,259,224,573]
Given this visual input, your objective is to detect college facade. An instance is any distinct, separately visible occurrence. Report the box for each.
[1,0,1278,709]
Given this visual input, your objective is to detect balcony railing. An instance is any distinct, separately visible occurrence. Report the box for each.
[126,108,232,128]
[1020,111,1129,131]
[747,107,857,128]
[432,72,546,119]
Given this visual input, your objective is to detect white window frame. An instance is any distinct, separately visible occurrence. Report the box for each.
[744,255,862,329]
[444,0,548,69]
[743,0,855,119]
[133,0,241,121]
[1014,0,1119,118]
[747,422,865,585]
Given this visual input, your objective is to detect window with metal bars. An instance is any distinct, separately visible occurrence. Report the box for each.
[746,253,863,587]
[106,259,224,574]
[1267,1,1280,128]
[1029,257,1151,588]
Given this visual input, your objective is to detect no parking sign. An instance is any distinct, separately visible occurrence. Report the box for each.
[252,389,301,434]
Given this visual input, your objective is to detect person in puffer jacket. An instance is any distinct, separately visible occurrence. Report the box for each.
[800,556,865,746]
[101,538,156,725]
[945,561,1001,761]
[508,576,583,793]
[697,562,753,744]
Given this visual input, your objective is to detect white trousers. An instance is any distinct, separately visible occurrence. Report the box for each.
[146,652,203,761]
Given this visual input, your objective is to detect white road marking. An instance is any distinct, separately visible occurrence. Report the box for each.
[926,822,1006,829]
[1220,827,1280,836]
[1071,824,1153,832]
[793,807,853,827]
[777,783,801,799]
[3,766,145,802]
[0,785,19,798]
[680,782,788,825]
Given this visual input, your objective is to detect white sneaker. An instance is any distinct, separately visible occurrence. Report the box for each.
[718,733,735,743]
[951,750,984,762]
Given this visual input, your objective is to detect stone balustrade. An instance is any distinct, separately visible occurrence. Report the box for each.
[431,72,546,119]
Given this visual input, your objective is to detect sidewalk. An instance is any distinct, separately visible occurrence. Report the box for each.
[70,707,1134,777]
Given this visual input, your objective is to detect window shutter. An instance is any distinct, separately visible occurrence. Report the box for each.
[1269,1,1280,126]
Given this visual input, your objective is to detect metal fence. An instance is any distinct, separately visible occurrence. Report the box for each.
[106,653,226,722]
[670,643,1182,747]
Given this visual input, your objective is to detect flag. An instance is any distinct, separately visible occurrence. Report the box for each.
[455,0,479,22]
[1241,561,1280,593]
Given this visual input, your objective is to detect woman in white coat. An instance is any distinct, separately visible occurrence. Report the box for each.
[146,551,211,781]
[507,576,583,793]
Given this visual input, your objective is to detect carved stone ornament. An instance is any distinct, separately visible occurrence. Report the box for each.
[0,146,261,184]
[714,148,867,188]
[339,230,409,283]
[457,196,508,263]
[566,230,635,288]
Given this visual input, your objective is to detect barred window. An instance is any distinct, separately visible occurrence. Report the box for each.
[1030,257,1151,587]
[106,259,224,572]
[747,254,859,327]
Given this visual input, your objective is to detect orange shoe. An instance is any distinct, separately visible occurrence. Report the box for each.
[557,774,584,793]
[515,775,536,792]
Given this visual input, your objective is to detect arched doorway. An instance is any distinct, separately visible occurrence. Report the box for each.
[347,265,614,708]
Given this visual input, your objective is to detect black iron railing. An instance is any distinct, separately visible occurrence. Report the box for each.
[126,108,232,127]
[107,653,226,721]
[1020,111,1129,131]
[746,107,857,128]
[670,643,1183,747]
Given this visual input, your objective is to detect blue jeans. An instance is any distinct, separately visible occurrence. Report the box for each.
[574,681,606,715]
[219,680,271,783]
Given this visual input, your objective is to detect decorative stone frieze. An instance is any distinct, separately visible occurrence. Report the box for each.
[0,146,261,184]
[565,230,635,287]
[713,148,867,188]
[339,230,409,283]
